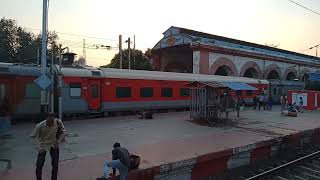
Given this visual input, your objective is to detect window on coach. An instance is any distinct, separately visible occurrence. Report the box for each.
[180,88,190,97]
[116,87,132,98]
[0,84,5,99]
[161,88,173,97]
[69,83,81,98]
[140,87,153,98]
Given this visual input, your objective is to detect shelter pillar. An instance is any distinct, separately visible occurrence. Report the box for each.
[193,50,209,74]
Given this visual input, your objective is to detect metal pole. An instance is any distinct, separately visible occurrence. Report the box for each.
[119,35,122,69]
[128,38,131,70]
[133,35,136,69]
[37,48,40,65]
[58,51,62,120]
[51,50,54,112]
[237,92,240,117]
[40,0,48,115]
[83,39,86,58]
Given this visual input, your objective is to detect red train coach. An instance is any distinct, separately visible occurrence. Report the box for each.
[0,63,269,120]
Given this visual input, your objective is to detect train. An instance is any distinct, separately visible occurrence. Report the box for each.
[0,62,295,120]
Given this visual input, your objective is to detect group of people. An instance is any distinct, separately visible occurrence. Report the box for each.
[31,112,132,180]
[280,95,289,111]
[280,95,304,114]
[253,94,273,111]
[28,95,307,180]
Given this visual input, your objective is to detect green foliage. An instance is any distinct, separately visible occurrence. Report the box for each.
[0,17,60,64]
[101,49,152,70]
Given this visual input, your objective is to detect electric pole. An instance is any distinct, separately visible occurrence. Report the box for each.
[50,45,54,113]
[309,44,319,58]
[83,39,86,65]
[37,48,40,65]
[119,35,123,69]
[128,38,131,70]
[133,35,136,69]
[40,0,48,114]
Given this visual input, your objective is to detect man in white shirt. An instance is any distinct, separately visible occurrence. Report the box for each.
[30,112,65,180]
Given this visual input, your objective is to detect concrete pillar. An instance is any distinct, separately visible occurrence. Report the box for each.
[193,51,200,74]
[199,51,209,74]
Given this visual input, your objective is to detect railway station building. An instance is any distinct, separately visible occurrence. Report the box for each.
[151,26,320,81]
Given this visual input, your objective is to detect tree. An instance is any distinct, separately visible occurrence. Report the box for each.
[35,31,60,64]
[101,49,152,70]
[0,18,21,62]
[0,17,60,64]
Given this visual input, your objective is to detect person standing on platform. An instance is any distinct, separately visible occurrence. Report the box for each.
[253,96,258,110]
[280,96,284,111]
[299,97,304,113]
[30,112,65,180]
[258,94,264,110]
[263,95,268,110]
[268,96,273,111]
[284,95,288,110]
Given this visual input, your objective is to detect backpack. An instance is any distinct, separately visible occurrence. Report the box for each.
[129,154,141,170]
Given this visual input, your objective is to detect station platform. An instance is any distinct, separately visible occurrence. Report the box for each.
[1,107,320,180]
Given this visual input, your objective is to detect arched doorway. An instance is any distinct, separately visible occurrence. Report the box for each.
[301,73,309,82]
[267,70,280,80]
[215,65,235,76]
[285,72,297,81]
[243,68,259,78]
[240,61,262,79]
[209,57,238,76]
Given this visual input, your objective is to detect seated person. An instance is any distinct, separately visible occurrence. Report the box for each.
[139,110,153,119]
[102,143,130,180]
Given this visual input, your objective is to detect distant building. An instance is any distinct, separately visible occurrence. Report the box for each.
[151,26,320,81]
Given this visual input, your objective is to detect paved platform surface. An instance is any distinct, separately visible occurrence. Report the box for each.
[1,106,320,179]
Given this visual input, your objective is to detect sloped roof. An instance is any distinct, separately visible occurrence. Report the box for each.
[184,81,227,89]
[172,26,320,61]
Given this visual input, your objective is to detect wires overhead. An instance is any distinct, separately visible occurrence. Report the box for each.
[25,27,117,42]
[287,0,320,16]
[301,43,320,52]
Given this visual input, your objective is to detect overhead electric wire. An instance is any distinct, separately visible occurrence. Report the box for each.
[300,43,320,52]
[287,0,320,16]
[25,27,117,42]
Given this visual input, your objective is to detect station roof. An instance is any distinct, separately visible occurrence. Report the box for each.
[220,82,258,91]
[185,81,258,91]
[153,26,320,65]
[184,81,227,89]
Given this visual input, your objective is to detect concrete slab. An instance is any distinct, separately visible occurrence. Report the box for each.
[1,106,320,180]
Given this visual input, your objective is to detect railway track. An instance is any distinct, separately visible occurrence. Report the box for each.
[216,145,320,180]
[245,150,320,180]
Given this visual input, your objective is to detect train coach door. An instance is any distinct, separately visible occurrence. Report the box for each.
[88,79,101,111]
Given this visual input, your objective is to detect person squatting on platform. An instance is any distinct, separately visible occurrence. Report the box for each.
[30,112,66,180]
[102,142,131,180]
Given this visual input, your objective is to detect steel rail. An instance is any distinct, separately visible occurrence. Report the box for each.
[245,150,320,180]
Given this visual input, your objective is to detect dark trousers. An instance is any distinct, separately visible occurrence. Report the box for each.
[36,147,59,180]
[258,102,265,110]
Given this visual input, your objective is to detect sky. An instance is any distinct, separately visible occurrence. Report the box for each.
[1,0,320,67]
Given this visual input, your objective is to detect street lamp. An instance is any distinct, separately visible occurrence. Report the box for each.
[310,44,319,58]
